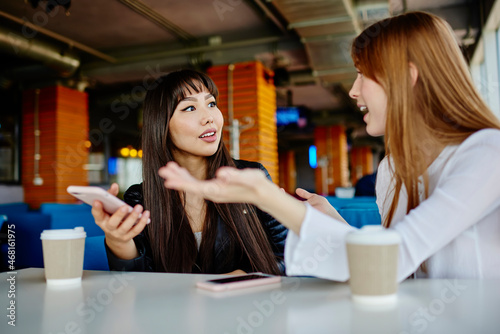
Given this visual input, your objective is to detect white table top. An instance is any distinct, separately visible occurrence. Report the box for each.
[1,268,499,334]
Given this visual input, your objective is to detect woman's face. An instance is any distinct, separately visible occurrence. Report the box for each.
[349,70,388,137]
[168,88,224,160]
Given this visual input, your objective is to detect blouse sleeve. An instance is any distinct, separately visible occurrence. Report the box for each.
[285,130,500,281]
[255,162,288,274]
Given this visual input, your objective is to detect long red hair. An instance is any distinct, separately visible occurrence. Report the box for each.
[351,12,500,227]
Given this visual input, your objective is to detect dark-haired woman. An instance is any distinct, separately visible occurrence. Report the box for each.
[91,69,287,275]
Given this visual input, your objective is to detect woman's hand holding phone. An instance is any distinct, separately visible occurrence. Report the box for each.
[90,183,151,260]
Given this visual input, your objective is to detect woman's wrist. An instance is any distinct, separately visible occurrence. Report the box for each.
[105,238,139,260]
[254,180,306,235]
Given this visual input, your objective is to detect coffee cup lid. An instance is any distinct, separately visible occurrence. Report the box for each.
[345,225,401,245]
[41,227,86,240]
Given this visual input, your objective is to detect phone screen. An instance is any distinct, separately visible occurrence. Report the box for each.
[207,274,270,284]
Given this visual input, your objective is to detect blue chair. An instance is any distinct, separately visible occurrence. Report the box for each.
[49,211,103,237]
[40,203,92,214]
[0,212,109,272]
[325,196,377,210]
[84,236,109,270]
[0,202,29,216]
[338,204,381,228]
[0,212,51,269]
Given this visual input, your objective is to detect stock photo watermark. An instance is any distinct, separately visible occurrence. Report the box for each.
[7,0,70,54]
[51,64,166,181]
[221,232,341,334]
[400,279,467,334]
[223,277,301,334]
[213,0,243,22]
[5,223,16,327]
[43,271,136,334]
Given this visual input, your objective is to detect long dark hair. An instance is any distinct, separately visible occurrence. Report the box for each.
[141,69,280,274]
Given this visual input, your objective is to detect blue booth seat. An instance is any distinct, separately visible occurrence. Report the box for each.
[0,202,29,216]
[0,212,51,269]
[338,204,381,228]
[85,236,109,270]
[325,196,377,210]
[0,208,109,272]
[49,211,104,237]
[40,203,93,214]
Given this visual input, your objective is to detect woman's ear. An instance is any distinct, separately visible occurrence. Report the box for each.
[409,62,419,86]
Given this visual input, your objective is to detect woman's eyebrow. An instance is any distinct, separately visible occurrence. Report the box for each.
[178,94,214,103]
[179,96,196,102]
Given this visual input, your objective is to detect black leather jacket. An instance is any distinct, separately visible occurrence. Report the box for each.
[105,160,288,274]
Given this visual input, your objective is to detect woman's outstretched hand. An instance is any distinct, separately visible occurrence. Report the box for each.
[159,162,308,235]
[158,162,272,206]
[295,188,348,224]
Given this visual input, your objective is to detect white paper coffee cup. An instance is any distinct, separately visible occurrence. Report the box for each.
[41,227,86,286]
[345,225,401,305]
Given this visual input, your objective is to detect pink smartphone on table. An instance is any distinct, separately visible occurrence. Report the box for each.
[196,273,281,292]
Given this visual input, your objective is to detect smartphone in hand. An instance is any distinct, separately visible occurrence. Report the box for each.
[196,273,281,292]
[67,186,132,214]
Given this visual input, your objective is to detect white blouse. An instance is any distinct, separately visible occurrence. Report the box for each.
[285,129,500,281]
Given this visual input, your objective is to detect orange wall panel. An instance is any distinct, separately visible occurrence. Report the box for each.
[22,86,89,209]
[350,147,374,185]
[314,125,349,195]
[209,61,279,184]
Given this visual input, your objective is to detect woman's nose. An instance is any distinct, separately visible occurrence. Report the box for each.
[203,114,214,125]
[349,77,360,99]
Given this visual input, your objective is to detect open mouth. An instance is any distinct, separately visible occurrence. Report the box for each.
[360,106,368,113]
[199,132,215,138]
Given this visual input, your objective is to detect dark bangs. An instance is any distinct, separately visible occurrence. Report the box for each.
[169,70,219,105]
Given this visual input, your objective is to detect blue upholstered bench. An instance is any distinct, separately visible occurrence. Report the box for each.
[0,203,109,272]
[0,212,51,269]
[0,202,29,216]
[39,203,108,270]
[324,197,381,227]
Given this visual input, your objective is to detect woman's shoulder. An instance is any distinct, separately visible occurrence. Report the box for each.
[233,159,264,170]
[123,183,144,206]
[441,128,500,173]
[232,159,271,181]
[460,128,500,148]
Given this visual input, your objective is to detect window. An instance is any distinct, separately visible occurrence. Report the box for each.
[0,88,21,183]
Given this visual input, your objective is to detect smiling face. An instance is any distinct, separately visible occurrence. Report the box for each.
[168,88,224,163]
[349,71,388,137]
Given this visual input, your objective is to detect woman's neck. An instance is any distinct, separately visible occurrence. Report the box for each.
[173,154,207,180]
[416,130,446,168]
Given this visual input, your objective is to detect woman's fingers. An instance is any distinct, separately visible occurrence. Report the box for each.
[106,205,133,230]
[158,162,201,193]
[295,187,313,199]
[108,183,119,196]
[116,205,149,238]
[91,200,107,227]
[159,163,268,205]
[125,210,150,240]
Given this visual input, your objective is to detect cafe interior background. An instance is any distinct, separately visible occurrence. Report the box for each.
[0,0,499,208]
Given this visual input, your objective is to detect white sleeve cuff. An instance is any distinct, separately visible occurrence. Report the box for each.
[285,203,355,281]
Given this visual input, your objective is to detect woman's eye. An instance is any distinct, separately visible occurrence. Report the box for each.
[182,106,195,112]
[208,101,217,108]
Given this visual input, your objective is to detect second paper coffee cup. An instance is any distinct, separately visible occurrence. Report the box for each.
[345,225,401,305]
[41,227,86,287]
